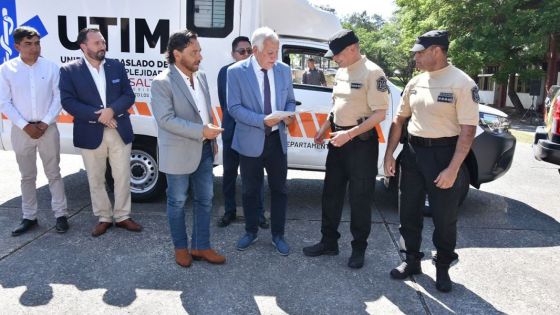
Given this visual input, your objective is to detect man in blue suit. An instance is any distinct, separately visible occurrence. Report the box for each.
[227,27,296,255]
[217,36,268,229]
[60,28,142,237]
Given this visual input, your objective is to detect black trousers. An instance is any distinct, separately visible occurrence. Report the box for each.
[320,136,378,251]
[399,142,467,264]
[239,131,287,236]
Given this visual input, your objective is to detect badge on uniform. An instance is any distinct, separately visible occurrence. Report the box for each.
[376,76,388,92]
[472,86,481,103]
[351,82,362,89]
[437,92,454,103]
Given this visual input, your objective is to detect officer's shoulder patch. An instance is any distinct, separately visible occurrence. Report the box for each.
[471,85,480,103]
[376,76,388,92]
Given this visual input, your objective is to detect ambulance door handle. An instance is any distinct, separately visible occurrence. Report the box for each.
[295,100,302,106]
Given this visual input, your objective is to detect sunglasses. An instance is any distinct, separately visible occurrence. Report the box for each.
[235,48,253,55]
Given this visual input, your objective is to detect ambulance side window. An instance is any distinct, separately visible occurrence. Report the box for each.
[282,45,338,91]
[187,0,234,38]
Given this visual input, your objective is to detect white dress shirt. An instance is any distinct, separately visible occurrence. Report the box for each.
[83,54,107,107]
[251,56,278,131]
[178,69,210,126]
[0,56,62,129]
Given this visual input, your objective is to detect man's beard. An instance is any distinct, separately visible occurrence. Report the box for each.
[90,50,106,61]
[182,60,199,73]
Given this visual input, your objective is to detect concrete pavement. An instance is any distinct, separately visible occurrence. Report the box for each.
[0,142,559,314]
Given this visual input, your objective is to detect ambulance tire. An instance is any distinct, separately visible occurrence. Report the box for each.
[105,141,166,202]
[130,142,166,202]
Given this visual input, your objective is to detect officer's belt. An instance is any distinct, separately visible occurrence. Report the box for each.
[333,124,356,131]
[408,135,458,147]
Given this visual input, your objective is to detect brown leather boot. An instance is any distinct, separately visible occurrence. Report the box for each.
[191,248,226,264]
[175,249,192,268]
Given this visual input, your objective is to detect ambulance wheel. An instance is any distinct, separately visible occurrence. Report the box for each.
[130,141,166,202]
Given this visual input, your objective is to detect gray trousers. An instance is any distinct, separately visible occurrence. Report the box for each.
[11,124,68,220]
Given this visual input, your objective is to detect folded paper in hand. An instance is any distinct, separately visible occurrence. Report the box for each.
[264,111,295,121]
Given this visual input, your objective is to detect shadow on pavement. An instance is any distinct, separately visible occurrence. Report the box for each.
[0,172,517,314]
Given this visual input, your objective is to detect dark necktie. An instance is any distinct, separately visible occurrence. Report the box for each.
[261,68,272,136]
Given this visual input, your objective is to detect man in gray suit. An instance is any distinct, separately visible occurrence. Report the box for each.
[151,29,225,268]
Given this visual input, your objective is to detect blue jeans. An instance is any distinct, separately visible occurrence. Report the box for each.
[166,142,214,250]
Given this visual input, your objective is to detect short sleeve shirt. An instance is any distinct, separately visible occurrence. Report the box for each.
[397,65,480,138]
[331,56,389,126]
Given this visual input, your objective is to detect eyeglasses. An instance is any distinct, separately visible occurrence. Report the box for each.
[235,48,253,55]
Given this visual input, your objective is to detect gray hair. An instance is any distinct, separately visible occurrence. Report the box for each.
[251,27,279,51]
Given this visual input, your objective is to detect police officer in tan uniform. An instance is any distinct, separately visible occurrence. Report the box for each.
[303,30,389,269]
[384,30,479,292]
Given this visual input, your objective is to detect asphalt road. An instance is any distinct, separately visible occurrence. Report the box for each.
[0,142,559,314]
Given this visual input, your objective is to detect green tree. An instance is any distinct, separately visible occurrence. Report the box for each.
[395,0,560,112]
[343,12,416,86]
[342,12,405,83]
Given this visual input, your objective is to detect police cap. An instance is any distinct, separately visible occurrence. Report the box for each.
[324,29,359,58]
[410,30,449,52]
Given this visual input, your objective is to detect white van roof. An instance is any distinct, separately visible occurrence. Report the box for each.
[260,0,342,42]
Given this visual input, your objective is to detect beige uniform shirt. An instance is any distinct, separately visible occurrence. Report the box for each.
[397,65,479,138]
[332,56,389,126]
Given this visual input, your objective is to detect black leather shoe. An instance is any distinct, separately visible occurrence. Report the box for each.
[435,263,452,292]
[217,213,236,227]
[347,250,365,269]
[259,217,269,229]
[390,252,424,279]
[302,242,339,257]
[11,219,38,236]
[55,216,69,233]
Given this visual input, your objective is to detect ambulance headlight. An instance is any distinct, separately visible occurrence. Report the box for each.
[479,113,510,133]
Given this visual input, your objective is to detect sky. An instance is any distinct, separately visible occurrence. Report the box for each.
[307,0,397,20]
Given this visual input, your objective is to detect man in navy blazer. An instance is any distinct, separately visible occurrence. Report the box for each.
[217,36,268,229]
[60,28,142,237]
[227,27,296,255]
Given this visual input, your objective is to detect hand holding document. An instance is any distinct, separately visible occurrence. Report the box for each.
[264,111,295,121]
[264,111,295,127]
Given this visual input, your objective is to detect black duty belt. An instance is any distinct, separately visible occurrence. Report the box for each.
[333,124,356,131]
[408,135,458,147]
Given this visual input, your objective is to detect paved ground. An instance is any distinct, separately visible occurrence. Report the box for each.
[0,140,559,314]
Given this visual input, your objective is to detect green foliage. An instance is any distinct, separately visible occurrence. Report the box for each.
[395,0,560,84]
[341,0,560,89]
[342,12,415,84]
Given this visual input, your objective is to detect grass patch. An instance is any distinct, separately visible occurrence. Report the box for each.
[510,129,534,144]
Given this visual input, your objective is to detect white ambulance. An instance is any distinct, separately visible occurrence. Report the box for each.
[0,0,516,202]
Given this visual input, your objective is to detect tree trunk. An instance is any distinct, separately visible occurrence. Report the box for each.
[545,33,558,92]
[545,33,559,119]
[494,83,507,108]
[507,74,525,114]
